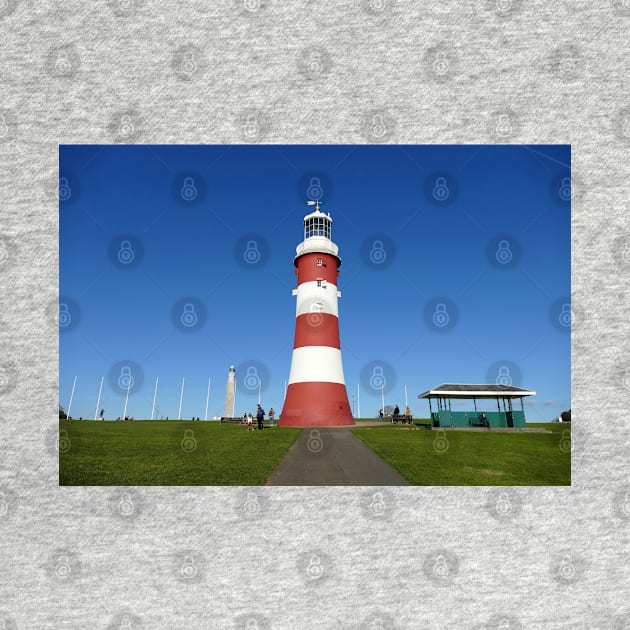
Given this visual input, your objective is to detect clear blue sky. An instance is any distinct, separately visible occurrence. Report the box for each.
[59,144,570,421]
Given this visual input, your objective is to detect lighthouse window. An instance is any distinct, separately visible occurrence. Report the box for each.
[316,258,323,266]
[317,280,322,287]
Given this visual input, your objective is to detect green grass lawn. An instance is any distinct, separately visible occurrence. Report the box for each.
[59,420,301,486]
[351,422,570,485]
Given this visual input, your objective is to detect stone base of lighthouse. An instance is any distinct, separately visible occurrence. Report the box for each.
[280,382,354,427]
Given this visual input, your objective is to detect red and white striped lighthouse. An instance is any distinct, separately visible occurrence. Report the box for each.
[280,201,354,427]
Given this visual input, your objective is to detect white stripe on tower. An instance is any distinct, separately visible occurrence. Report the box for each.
[295,281,339,317]
[288,346,345,384]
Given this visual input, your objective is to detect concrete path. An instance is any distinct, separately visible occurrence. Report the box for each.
[266,427,408,486]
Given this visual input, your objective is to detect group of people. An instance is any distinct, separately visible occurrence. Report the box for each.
[378,405,412,422]
[243,405,275,431]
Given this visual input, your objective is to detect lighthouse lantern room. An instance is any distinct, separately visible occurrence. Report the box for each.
[279,201,354,427]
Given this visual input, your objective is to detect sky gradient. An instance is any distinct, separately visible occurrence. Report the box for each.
[59,144,571,421]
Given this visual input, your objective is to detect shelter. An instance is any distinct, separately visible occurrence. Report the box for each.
[418,383,536,428]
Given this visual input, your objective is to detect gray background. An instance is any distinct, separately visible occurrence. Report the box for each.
[1,0,629,628]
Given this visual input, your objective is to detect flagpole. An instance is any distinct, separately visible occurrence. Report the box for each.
[178,377,185,420]
[357,383,361,419]
[151,376,159,420]
[122,378,131,420]
[404,384,408,408]
[67,376,77,419]
[94,376,103,420]
[258,379,261,405]
[205,377,211,420]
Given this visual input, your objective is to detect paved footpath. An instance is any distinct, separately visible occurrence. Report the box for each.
[266,427,408,486]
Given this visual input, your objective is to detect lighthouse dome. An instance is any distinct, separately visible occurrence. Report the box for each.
[295,203,339,262]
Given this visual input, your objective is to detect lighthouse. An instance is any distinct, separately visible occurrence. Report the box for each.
[280,201,354,427]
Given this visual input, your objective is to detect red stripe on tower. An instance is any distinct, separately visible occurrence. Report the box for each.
[280,201,354,427]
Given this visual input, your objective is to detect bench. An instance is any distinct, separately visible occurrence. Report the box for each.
[391,415,413,425]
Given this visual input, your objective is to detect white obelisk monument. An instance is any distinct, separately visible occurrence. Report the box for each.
[223,365,236,418]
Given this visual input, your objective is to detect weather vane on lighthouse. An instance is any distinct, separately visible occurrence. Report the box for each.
[279,199,354,427]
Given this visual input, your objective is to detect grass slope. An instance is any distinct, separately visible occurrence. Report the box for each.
[351,422,570,486]
[59,420,302,486]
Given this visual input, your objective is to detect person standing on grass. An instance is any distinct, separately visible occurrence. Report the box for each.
[256,404,265,430]
[247,413,253,431]
[378,409,383,422]
[268,407,275,426]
